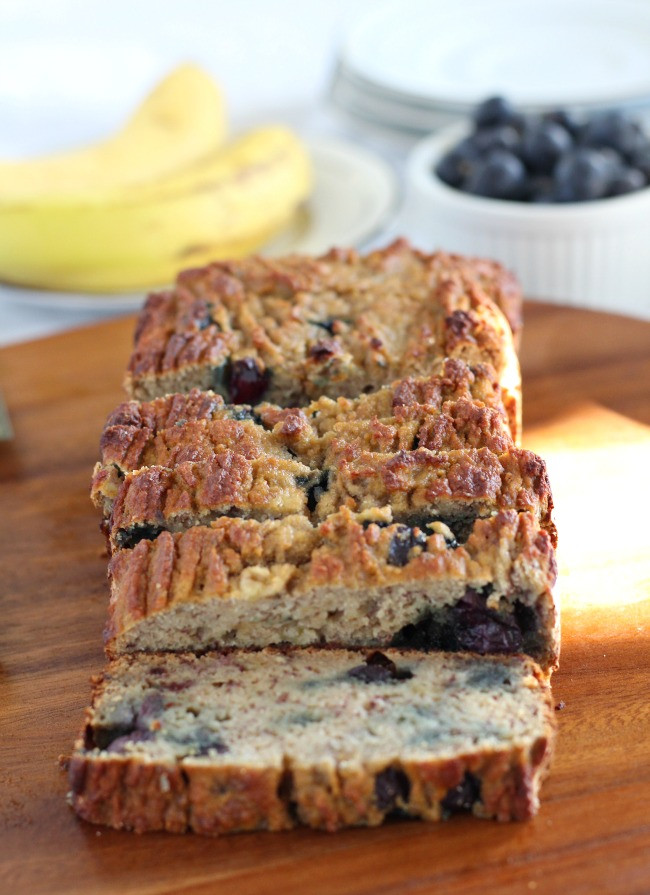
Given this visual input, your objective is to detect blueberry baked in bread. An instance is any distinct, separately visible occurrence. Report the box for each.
[68,648,554,834]
[123,240,521,427]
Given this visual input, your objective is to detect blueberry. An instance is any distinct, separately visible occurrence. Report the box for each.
[542,108,583,139]
[464,150,527,200]
[435,137,482,187]
[580,110,646,160]
[386,525,427,567]
[473,96,518,129]
[553,149,613,201]
[435,152,463,187]
[89,723,134,750]
[453,590,523,653]
[527,175,556,203]
[521,121,573,174]
[115,523,164,551]
[228,406,258,422]
[347,651,414,683]
[608,167,647,196]
[441,772,481,813]
[304,470,328,512]
[375,767,411,812]
[472,125,521,155]
[513,601,537,637]
[454,607,523,653]
[228,357,270,404]
[597,147,625,176]
[391,614,457,652]
[628,143,650,179]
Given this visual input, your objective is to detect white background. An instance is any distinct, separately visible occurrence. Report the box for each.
[1,0,650,345]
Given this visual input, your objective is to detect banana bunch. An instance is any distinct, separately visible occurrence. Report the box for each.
[0,65,312,291]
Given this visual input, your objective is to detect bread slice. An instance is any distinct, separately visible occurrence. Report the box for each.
[67,648,554,834]
[105,508,559,672]
[91,372,550,554]
[123,241,521,432]
[96,440,554,554]
[93,362,520,544]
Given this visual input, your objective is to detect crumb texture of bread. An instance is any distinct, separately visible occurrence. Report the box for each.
[68,648,554,834]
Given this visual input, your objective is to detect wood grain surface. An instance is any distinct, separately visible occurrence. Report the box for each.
[1,301,649,895]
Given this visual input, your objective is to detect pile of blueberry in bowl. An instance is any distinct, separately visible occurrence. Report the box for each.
[435,96,650,203]
[405,102,650,313]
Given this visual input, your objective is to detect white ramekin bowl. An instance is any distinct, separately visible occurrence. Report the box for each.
[405,124,650,318]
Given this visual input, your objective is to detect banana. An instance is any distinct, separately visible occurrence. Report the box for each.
[0,64,228,198]
[0,126,312,291]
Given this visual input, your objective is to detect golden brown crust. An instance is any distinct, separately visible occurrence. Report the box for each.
[454,253,523,339]
[109,358,510,436]
[96,441,552,555]
[319,447,554,536]
[98,396,514,481]
[105,390,227,430]
[95,428,553,556]
[69,749,543,832]
[106,357,520,469]
[123,240,521,419]
[104,454,315,550]
[100,417,292,473]
[107,509,557,601]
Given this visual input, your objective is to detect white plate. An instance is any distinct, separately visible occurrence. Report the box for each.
[330,61,462,135]
[340,0,650,111]
[0,137,399,313]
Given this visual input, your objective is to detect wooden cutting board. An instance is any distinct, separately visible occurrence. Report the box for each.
[1,301,649,895]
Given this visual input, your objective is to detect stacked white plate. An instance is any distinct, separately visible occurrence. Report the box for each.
[330,0,650,133]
